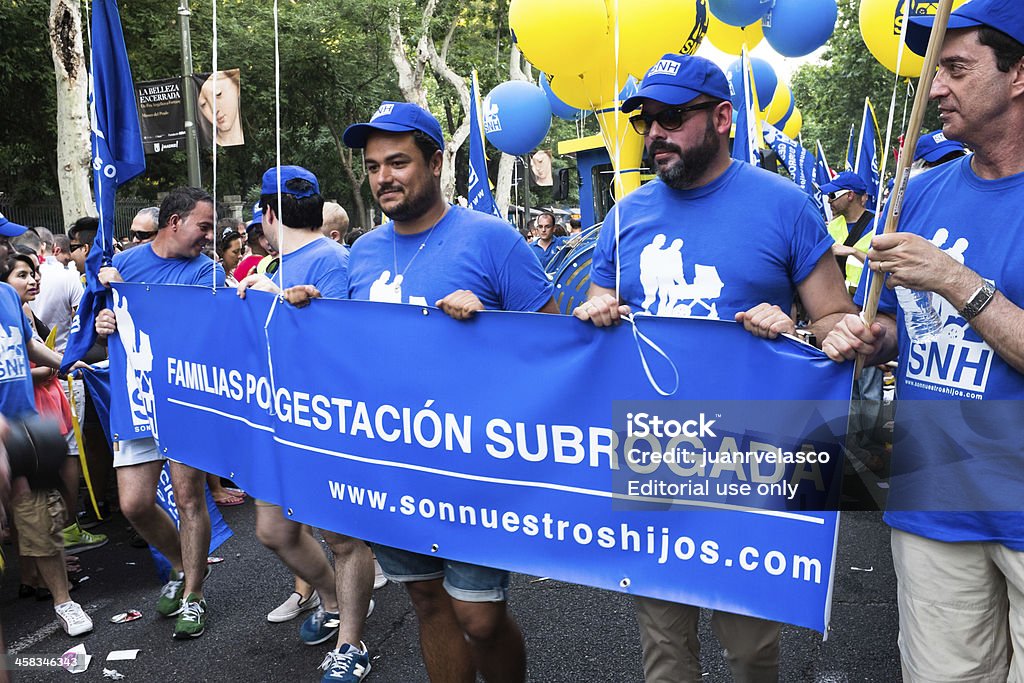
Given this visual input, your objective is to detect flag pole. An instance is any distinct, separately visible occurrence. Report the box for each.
[855,0,954,376]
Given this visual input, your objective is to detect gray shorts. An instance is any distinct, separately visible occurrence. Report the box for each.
[113,437,165,468]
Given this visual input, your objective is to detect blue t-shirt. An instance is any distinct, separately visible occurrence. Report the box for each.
[348,205,553,312]
[591,160,832,319]
[0,283,37,418]
[275,237,349,299]
[855,156,1024,549]
[113,243,225,287]
[530,235,568,266]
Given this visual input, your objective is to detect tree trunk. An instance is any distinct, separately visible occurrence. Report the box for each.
[388,0,471,202]
[49,0,95,230]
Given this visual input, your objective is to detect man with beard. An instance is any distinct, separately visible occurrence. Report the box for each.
[574,54,854,682]
[314,101,557,683]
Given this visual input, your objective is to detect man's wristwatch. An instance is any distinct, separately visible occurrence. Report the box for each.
[959,281,996,322]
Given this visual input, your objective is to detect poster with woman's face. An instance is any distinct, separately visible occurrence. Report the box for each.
[193,69,245,147]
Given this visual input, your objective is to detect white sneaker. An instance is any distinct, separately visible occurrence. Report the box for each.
[373,559,388,590]
[267,591,320,623]
[55,600,93,637]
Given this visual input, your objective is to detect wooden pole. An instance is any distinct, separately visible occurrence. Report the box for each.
[855,0,955,375]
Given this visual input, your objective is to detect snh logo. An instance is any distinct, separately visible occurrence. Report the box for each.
[647,60,681,78]
[0,324,27,382]
[371,104,395,121]
[112,290,158,437]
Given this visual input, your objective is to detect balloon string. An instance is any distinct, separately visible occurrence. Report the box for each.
[211,0,218,292]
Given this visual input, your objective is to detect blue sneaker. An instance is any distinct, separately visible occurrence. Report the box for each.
[319,642,371,682]
[300,605,340,646]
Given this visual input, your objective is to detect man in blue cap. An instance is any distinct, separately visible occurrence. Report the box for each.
[323,101,556,683]
[820,171,875,294]
[913,129,968,170]
[574,53,856,682]
[94,187,225,640]
[824,1,1024,679]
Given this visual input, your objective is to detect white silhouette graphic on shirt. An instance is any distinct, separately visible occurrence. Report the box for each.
[638,233,724,319]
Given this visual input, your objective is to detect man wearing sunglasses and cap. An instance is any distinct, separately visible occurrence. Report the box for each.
[824,1,1024,680]
[573,53,855,682]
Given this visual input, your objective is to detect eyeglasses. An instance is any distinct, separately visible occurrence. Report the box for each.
[827,190,851,202]
[130,230,157,241]
[629,101,721,136]
[69,242,87,253]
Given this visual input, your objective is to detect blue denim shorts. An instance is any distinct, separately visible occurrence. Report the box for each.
[372,543,509,602]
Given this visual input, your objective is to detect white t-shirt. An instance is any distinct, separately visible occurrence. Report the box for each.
[30,261,83,352]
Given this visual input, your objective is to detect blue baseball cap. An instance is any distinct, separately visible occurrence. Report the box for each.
[0,212,28,238]
[261,165,320,199]
[343,101,446,151]
[907,0,1024,56]
[621,54,732,113]
[914,130,968,163]
[819,171,868,196]
[247,201,263,229]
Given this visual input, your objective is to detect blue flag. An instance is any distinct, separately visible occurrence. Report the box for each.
[467,72,503,219]
[62,0,145,372]
[814,140,832,221]
[761,122,815,197]
[845,123,856,173]
[853,98,881,202]
[728,48,762,167]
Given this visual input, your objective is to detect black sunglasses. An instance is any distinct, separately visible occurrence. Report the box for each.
[69,242,87,253]
[130,230,157,241]
[629,101,721,136]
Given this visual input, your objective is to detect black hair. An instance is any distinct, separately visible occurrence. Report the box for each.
[216,232,242,256]
[978,26,1024,73]
[68,216,99,244]
[411,129,442,164]
[260,178,324,230]
[0,253,39,284]
[159,187,215,230]
[537,211,556,227]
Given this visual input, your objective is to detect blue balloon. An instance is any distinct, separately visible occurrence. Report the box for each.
[709,0,771,27]
[483,81,552,156]
[763,0,837,58]
[725,56,777,110]
[540,73,583,120]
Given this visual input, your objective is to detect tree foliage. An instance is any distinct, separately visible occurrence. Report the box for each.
[792,0,942,173]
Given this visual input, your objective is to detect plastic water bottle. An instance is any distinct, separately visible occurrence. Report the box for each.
[895,286,942,343]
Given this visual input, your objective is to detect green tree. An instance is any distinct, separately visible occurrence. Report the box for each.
[792,0,942,173]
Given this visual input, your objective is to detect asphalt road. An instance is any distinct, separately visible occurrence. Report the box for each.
[1,503,901,682]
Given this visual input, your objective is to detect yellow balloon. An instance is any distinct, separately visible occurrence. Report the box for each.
[548,49,626,110]
[764,83,792,124]
[705,14,763,55]
[509,0,610,76]
[782,107,802,138]
[612,0,709,78]
[859,0,969,77]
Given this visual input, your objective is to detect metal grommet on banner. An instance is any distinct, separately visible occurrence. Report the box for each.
[619,577,631,589]
[230,472,235,478]
[421,308,429,316]
[162,447,168,453]
[430,544,439,553]
[287,508,294,516]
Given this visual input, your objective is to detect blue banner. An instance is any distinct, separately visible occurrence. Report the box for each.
[814,140,832,221]
[853,98,881,202]
[62,0,146,372]
[729,48,762,167]
[762,122,815,197]
[109,283,853,633]
[467,72,503,219]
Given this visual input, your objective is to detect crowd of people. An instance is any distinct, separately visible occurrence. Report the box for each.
[1,1,1022,681]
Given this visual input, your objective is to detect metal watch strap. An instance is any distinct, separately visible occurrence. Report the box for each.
[959,281,996,321]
